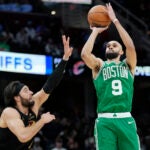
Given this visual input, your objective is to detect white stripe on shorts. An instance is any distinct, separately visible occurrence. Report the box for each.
[98,112,131,118]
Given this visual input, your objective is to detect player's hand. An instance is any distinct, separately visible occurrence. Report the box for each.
[90,26,108,33]
[62,35,73,60]
[41,112,55,124]
[106,3,117,21]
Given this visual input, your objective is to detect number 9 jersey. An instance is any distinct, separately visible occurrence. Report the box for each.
[93,60,134,113]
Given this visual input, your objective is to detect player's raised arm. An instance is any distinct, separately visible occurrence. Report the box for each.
[106,3,137,74]
[81,27,107,70]
[33,35,73,110]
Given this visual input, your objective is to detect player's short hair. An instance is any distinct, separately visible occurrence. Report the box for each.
[4,81,25,107]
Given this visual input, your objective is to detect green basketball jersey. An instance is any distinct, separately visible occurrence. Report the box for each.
[93,60,134,113]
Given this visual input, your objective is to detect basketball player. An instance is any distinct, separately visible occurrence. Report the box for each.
[0,35,73,150]
[81,3,140,150]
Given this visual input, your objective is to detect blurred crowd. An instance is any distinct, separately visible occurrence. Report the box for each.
[0,18,86,59]
[0,0,150,149]
[31,107,96,150]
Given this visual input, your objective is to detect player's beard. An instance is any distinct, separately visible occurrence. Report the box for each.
[19,95,35,108]
[105,52,119,59]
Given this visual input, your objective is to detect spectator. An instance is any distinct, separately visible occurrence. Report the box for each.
[52,137,67,150]
[32,137,43,150]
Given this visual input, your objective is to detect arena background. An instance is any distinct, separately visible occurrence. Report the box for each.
[0,0,150,149]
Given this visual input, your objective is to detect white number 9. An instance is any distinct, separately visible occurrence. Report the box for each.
[112,80,122,95]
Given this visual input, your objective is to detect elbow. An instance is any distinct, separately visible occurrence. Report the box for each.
[18,134,31,143]
[81,50,87,60]
[81,52,84,59]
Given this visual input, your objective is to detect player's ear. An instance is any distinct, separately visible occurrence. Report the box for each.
[120,49,124,55]
[14,95,20,102]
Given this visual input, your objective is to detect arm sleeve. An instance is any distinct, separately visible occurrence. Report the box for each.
[42,59,68,94]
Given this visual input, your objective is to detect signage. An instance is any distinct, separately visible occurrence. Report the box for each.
[135,66,150,76]
[42,0,92,4]
[0,3,33,12]
[0,51,53,75]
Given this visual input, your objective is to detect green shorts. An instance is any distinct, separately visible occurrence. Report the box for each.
[94,115,140,150]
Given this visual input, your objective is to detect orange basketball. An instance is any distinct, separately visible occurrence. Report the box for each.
[87,5,111,27]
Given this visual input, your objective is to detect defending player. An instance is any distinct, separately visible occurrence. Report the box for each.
[0,35,73,150]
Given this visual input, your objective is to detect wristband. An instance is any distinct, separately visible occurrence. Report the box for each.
[113,18,118,23]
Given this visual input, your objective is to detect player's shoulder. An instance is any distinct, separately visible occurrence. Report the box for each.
[3,107,20,117]
[3,107,16,112]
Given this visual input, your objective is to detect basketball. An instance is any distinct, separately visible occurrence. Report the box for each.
[87,5,111,27]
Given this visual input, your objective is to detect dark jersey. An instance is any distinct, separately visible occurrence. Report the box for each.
[0,108,37,150]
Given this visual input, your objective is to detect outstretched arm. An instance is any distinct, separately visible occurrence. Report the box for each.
[42,35,73,94]
[106,3,137,74]
[33,35,73,112]
[81,27,107,70]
